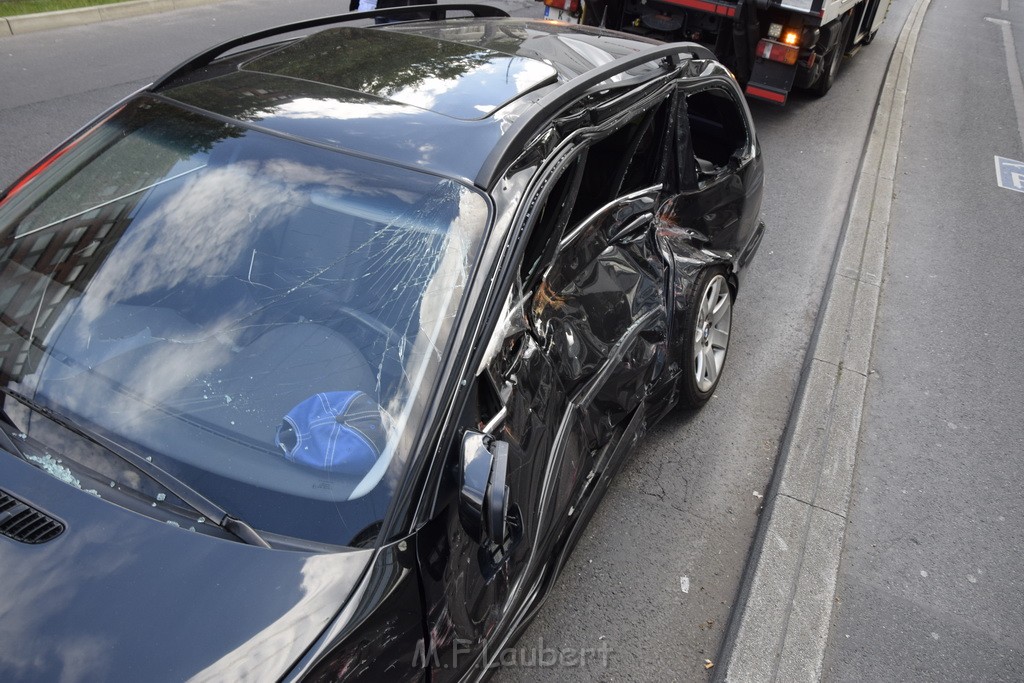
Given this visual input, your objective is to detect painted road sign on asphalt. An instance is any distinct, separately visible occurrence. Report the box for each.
[995,156,1024,193]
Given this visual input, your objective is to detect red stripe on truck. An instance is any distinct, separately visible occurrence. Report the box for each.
[662,0,737,18]
[745,85,788,104]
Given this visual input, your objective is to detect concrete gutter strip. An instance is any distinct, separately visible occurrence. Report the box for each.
[99,0,176,21]
[7,5,103,33]
[717,0,934,681]
[174,0,223,8]
[4,0,223,35]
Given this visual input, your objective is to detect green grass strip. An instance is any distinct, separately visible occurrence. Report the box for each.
[0,0,137,17]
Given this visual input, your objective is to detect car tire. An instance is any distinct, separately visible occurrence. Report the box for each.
[678,267,732,409]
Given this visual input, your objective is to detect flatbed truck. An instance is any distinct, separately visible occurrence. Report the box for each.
[542,0,893,104]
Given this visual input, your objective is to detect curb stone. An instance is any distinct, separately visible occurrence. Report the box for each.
[715,0,934,680]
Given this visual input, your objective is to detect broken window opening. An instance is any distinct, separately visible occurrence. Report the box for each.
[518,158,584,290]
[566,97,673,229]
[685,88,748,174]
[616,100,672,196]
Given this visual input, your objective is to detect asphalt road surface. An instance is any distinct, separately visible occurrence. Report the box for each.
[0,1,914,679]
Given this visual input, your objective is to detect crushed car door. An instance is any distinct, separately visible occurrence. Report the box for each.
[414,90,678,679]
[527,95,675,534]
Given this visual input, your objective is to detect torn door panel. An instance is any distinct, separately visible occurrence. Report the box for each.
[416,329,568,682]
[530,196,668,450]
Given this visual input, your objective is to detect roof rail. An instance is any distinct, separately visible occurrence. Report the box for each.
[474,41,716,188]
[151,3,511,91]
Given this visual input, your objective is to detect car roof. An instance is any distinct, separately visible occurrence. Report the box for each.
[154,12,712,188]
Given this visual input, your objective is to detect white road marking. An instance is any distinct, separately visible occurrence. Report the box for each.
[680,576,690,593]
[986,17,1024,151]
[1002,0,1009,12]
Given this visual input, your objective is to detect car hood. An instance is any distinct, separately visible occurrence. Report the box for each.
[0,453,373,682]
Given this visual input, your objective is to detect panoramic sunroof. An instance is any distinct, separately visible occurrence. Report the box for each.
[243,27,558,120]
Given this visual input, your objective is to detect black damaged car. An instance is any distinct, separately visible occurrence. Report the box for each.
[0,5,764,680]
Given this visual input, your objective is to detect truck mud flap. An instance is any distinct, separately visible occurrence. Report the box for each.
[744,60,797,105]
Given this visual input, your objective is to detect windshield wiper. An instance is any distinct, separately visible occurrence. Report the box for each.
[0,386,271,548]
[0,415,28,458]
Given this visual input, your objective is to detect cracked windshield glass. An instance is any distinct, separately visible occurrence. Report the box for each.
[0,98,489,547]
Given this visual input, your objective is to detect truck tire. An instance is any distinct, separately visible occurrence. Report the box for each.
[812,15,852,97]
[811,44,842,97]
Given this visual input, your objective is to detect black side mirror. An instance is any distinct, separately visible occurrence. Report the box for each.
[459,431,509,544]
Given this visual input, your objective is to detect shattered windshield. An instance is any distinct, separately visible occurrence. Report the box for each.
[0,98,489,547]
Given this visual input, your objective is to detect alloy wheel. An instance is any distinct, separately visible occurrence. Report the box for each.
[693,274,731,393]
